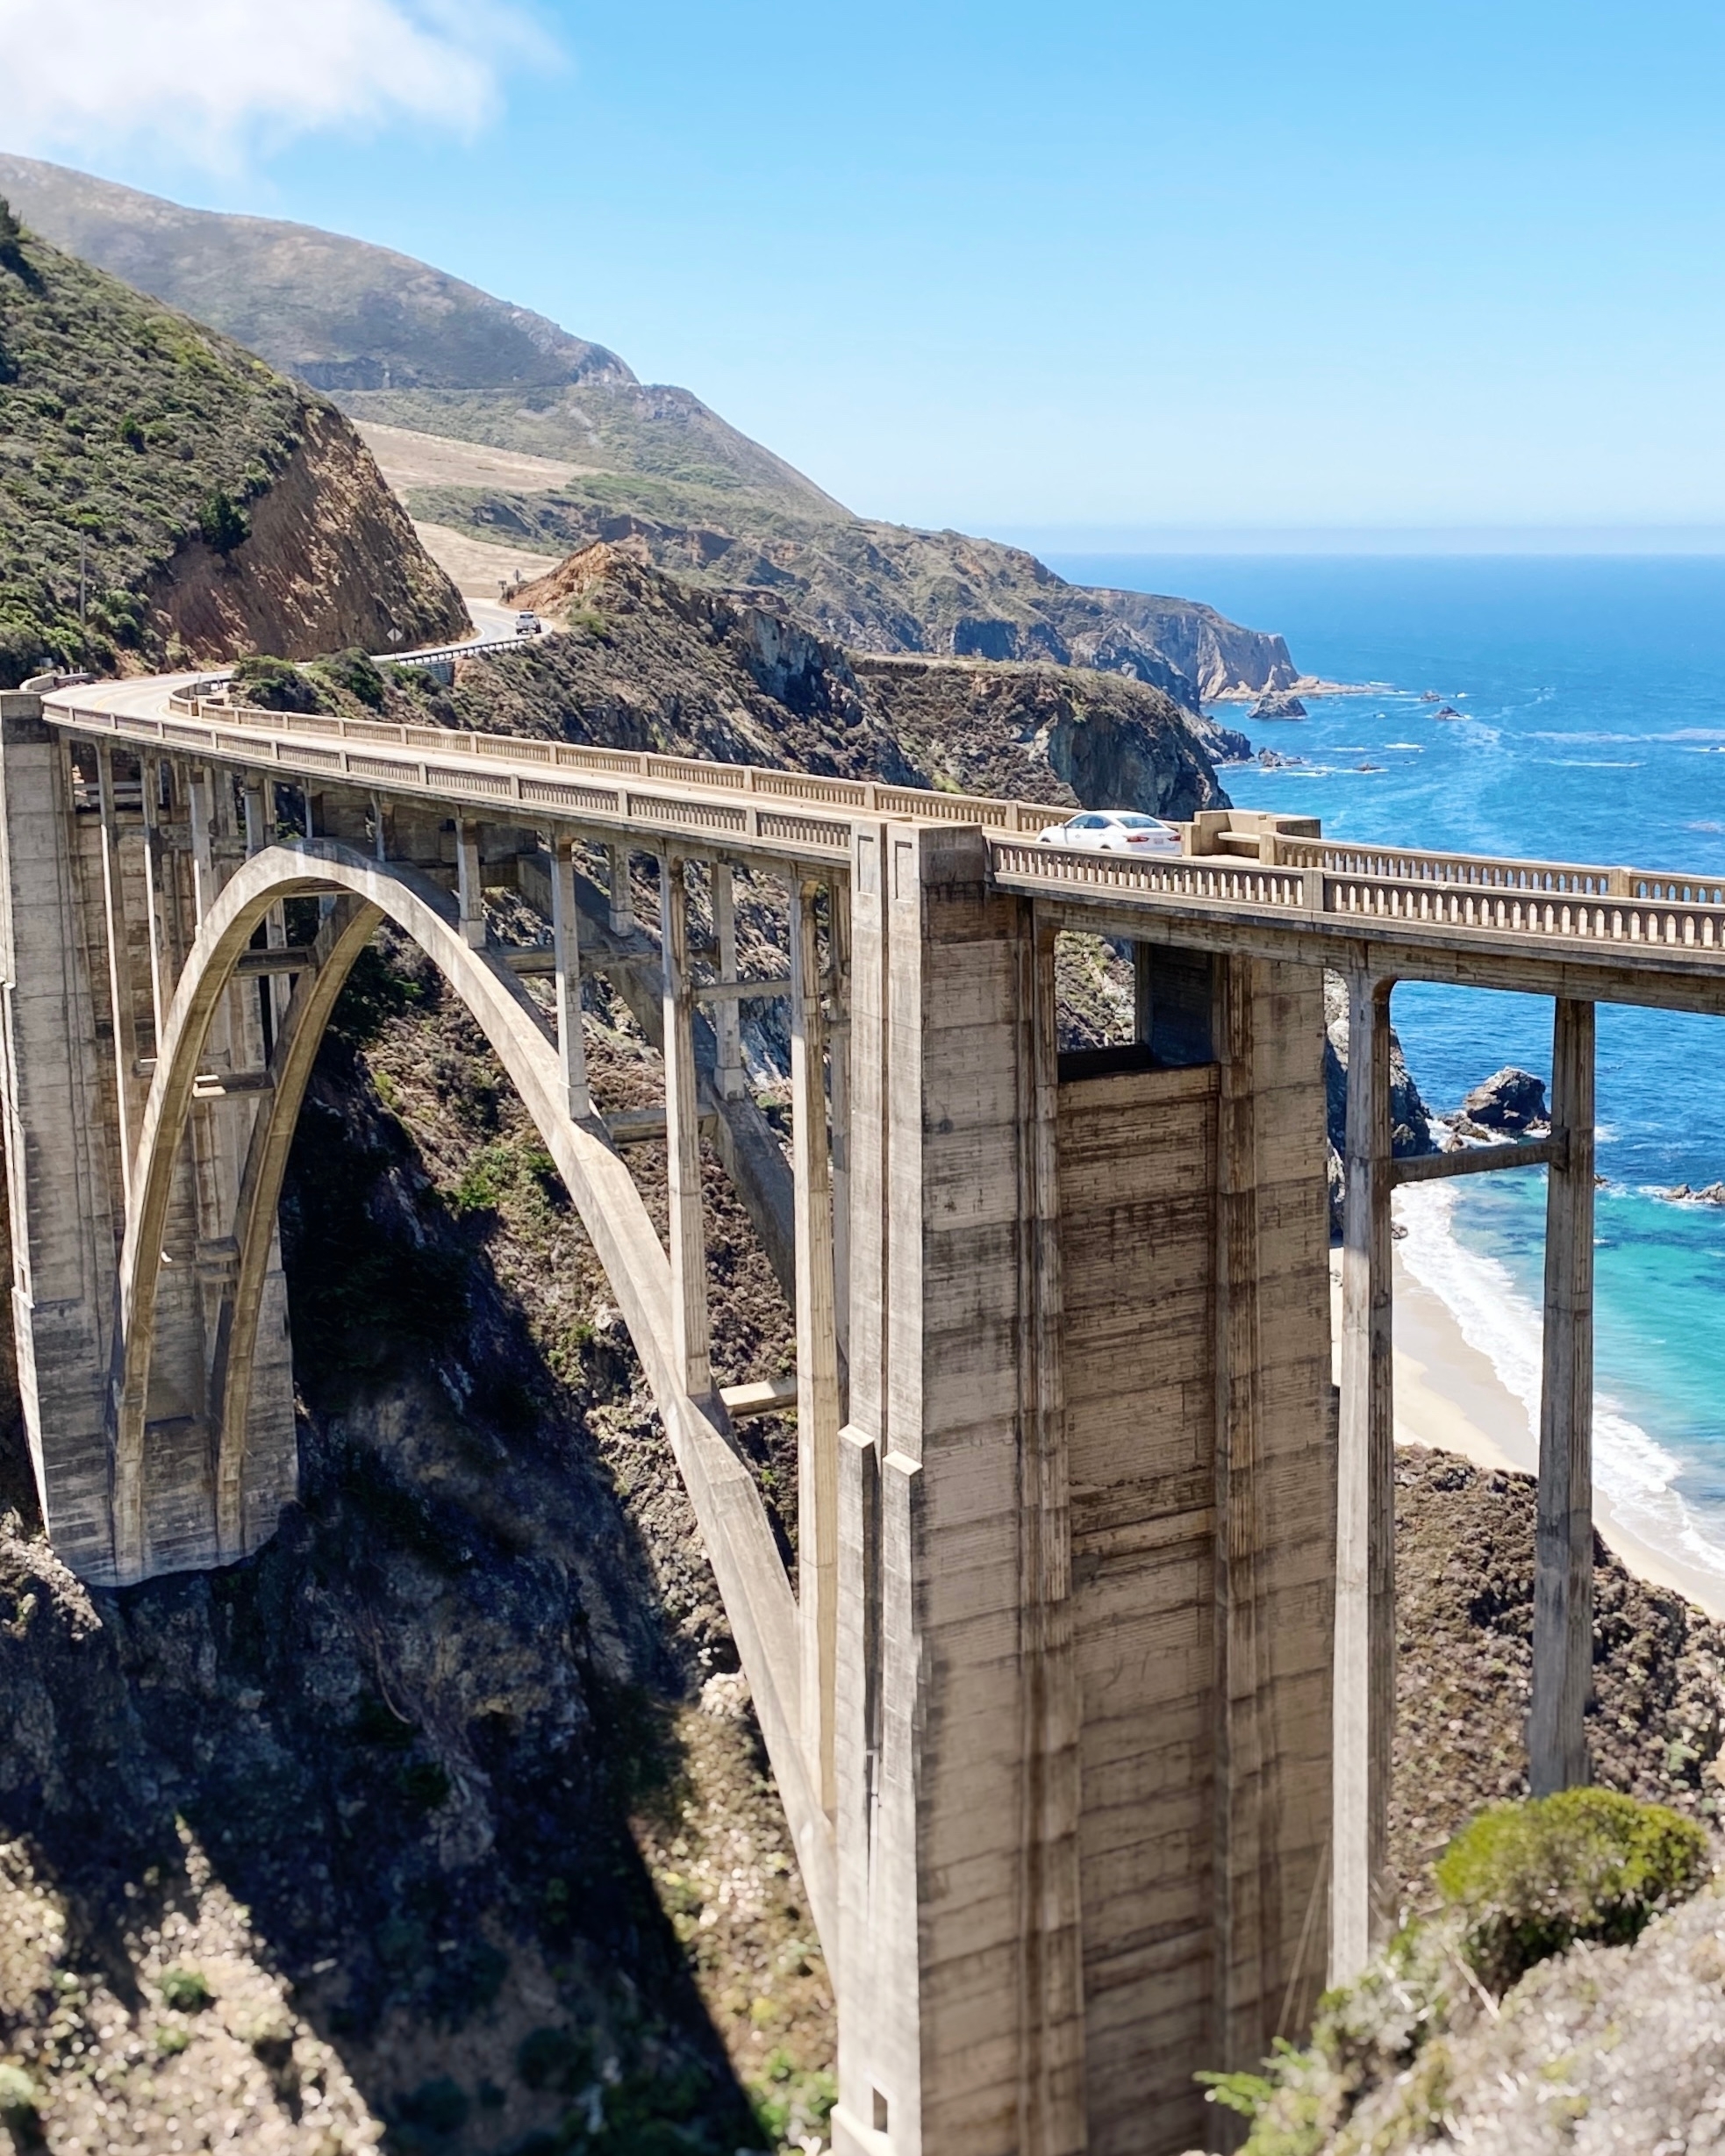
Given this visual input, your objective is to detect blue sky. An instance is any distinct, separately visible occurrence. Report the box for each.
[5,0,1725,543]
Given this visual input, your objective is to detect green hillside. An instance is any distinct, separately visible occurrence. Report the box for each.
[0,199,464,687]
[0,154,844,521]
[0,199,308,681]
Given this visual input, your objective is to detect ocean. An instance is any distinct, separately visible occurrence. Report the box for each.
[1049,553,1725,1586]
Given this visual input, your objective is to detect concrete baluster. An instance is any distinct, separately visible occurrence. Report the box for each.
[712,862,745,1100]
[1333,970,1396,1982]
[550,833,591,1121]
[1530,998,1596,1794]
[660,855,712,1401]
[791,875,842,1815]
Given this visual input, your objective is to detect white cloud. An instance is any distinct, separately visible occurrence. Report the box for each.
[0,0,549,166]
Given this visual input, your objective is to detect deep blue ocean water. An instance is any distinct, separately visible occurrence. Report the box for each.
[1049,555,1725,1576]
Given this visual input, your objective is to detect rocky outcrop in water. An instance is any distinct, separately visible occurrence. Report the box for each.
[1458,1066,1549,1134]
[1249,690,1306,720]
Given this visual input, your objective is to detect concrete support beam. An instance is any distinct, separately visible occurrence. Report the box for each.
[187,768,216,919]
[550,834,592,1121]
[455,815,484,947]
[829,876,852,1366]
[791,876,842,1816]
[139,756,171,1051]
[713,862,746,1100]
[1333,971,1395,1983]
[95,744,140,1195]
[661,855,712,1404]
[1530,998,1596,1794]
[609,841,634,936]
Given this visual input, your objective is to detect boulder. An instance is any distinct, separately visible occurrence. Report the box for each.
[1460,1067,1548,1133]
[1250,690,1307,720]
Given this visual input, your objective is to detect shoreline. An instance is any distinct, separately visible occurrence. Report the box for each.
[1328,1248,1725,1619]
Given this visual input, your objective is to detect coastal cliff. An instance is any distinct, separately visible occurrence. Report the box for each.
[496,542,1229,818]
[420,492,1292,713]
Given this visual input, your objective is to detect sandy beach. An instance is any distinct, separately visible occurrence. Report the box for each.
[1330,1246,1725,1618]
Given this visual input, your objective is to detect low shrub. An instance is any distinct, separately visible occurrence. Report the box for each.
[0,2063,39,2124]
[197,485,250,555]
[233,654,322,714]
[157,1962,213,2011]
[1435,1786,1711,1993]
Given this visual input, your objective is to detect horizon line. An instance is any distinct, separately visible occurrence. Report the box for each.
[998,523,1725,559]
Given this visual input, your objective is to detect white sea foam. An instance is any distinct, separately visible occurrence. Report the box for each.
[1395,1181,1725,1584]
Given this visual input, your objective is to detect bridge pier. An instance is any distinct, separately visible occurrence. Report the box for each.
[834,827,1333,2156]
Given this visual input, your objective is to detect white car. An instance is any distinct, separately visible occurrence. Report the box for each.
[1037,810,1184,856]
[514,611,541,636]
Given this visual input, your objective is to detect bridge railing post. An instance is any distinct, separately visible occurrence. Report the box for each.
[1332,969,1396,1983]
[1530,997,1596,1794]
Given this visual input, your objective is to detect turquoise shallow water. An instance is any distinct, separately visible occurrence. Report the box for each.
[1049,555,1725,1574]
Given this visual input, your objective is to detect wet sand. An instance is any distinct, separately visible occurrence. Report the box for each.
[1328,1248,1725,1618]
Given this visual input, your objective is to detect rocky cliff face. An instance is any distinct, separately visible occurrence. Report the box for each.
[493,544,1228,816]
[427,495,1292,714]
[0,205,466,686]
[147,404,468,663]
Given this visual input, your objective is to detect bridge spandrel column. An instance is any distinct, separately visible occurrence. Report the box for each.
[0,699,123,1577]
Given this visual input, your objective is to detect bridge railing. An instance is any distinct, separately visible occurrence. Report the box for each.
[1270,833,1725,910]
[149,691,1077,836]
[992,835,1725,957]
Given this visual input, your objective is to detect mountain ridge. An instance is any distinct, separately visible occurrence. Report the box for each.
[0,154,1298,713]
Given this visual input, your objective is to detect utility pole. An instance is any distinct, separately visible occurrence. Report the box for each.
[79,532,88,667]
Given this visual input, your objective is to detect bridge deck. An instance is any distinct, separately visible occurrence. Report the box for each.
[42,670,1725,1012]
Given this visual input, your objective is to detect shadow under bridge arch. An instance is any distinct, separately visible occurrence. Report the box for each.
[111,838,831,1938]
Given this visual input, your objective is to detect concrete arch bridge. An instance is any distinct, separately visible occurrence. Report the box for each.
[5,665,1725,2155]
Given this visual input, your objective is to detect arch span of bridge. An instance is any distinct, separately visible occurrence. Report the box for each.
[4,663,1724,2155]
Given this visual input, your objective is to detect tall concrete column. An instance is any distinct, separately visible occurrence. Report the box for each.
[550,834,591,1121]
[660,855,712,1403]
[712,862,745,1101]
[608,842,635,936]
[1333,970,1395,1982]
[1530,998,1596,1794]
[242,776,290,1039]
[791,876,842,1816]
[95,744,140,1195]
[456,816,484,947]
[828,875,852,1363]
